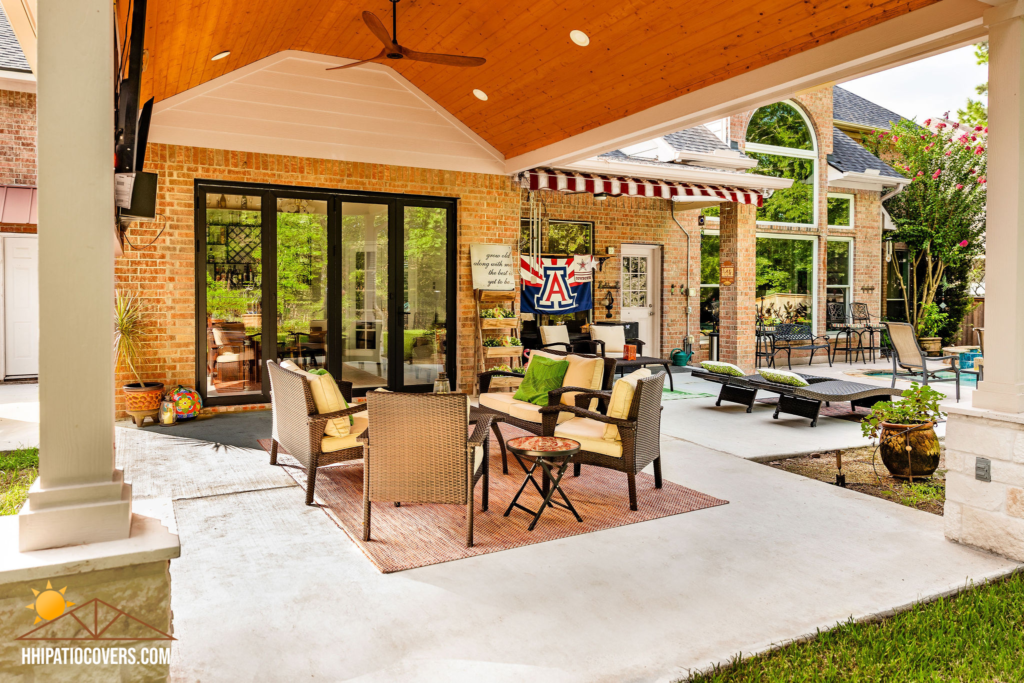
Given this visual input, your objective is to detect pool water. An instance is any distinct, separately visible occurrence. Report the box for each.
[863,369,977,388]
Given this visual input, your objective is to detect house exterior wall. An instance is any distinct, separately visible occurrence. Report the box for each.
[0,88,36,235]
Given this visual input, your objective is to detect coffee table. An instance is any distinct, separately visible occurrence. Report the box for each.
[614,356,676,390]
[503,436,582,531]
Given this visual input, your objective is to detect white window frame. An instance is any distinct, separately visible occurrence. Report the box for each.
[827,192,856,229]
[745,100,819,229]
[755,232,819,328]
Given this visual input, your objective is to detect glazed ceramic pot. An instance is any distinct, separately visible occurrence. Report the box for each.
[879,421,940,479]
[123,382,165,412]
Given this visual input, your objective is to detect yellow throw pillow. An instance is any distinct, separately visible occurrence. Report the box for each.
[603,368,651,440]
[301,370,351,438]
[560,355,604,410]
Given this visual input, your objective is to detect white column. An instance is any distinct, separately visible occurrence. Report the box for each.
[973,1,1024,414]
[18,0,132,551]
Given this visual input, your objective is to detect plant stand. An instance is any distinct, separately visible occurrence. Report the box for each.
[475,289,523,393]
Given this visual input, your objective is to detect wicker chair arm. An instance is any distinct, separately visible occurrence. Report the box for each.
[538,403,634,428]
[540,342,572,352]
[335,378,353,403]
[308,403,367,425]
[579,338,606,356]
[468,415,493,448]
[547,386,609,401]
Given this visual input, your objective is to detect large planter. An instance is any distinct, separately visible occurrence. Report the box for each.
[919,336,942,356]
[123,382,165,413]
[879,421,941,479]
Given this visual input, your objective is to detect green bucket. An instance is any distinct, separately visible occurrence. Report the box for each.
[670,348,692,367]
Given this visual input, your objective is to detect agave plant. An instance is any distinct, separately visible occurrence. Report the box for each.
[114,290,150,387]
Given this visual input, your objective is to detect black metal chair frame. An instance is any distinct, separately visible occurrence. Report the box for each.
[826,302,865,364]
[764,323,833,370]
[850,303,884,362]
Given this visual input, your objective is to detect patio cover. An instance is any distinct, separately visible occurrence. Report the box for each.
[520,168,764,206]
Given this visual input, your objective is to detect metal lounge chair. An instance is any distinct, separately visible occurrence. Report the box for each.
[883,321,961,402]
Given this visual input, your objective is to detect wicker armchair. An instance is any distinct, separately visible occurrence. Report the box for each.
[361,392,491,547]
[540,372,666,511]
[267,360,367,506]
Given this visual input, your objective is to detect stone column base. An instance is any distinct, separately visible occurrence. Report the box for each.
[944,406,1024,561]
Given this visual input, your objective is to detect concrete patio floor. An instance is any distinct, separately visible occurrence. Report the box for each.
[114,395,1019,682]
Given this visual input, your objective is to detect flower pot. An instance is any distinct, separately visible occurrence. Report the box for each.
[123,382,165,413]
[879,421,941,479]
[919,336,942,356]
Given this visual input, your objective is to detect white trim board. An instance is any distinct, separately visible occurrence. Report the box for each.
[150,51,506,175]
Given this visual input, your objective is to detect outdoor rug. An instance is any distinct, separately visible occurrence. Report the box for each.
[662,387,715,401]
[258,425,727,573]
[756,397,872,422]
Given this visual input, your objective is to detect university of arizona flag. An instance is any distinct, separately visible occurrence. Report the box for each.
[520,255,594,315]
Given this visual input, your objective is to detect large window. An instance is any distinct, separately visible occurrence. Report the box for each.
[756,236,815,325]
[700,233,720,333]
[826,238,852,316]
[745,102,817,226]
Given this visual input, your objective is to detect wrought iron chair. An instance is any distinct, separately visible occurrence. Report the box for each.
[883,321,961,402]
[827,302,862,364]
[766,323,832,370]
[851,302,884,362]
[755,323,777,368]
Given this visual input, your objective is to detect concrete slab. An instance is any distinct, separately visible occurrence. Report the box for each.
[0,381,38,450]
[143,428,1018,683]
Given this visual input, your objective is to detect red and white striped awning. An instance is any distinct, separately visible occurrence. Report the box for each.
[520,168,763,206]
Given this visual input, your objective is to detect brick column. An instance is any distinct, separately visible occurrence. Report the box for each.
[718,202,756,371]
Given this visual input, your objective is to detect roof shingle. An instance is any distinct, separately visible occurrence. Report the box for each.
[827,128,904,179]
[832,85,903,130]
[0,5,29,73]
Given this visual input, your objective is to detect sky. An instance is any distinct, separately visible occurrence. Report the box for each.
[840,45,987,123]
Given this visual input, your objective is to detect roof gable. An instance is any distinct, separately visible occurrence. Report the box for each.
[828,128,904,179]
[0,5,29,73]
[832,85,903,130]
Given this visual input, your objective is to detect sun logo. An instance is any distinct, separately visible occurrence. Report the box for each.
[25,581,74,624]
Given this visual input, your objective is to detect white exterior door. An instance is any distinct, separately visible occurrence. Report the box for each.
[4,237,39,377]
[620,244,661,354]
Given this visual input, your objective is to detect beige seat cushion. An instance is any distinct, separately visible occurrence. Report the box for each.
[560,354,604,410]
[506,400,573,424]
[280,361,352,438]
[604,351,624,360]
[591,325,626,354]
[555,417,622,458]
[473,445,485,472]
[321,413,368,453]
[540,325,571,346]
[603,368,651,440]
[525,349,567,368]
[478,392,524,413]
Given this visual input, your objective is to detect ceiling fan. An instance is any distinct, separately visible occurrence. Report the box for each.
[327,0,486,72]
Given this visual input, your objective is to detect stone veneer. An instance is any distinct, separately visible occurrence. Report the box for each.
[944,409,1024,561]
[0,561,172,680]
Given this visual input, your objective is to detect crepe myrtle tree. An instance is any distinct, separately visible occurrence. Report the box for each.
[869,118,987,334]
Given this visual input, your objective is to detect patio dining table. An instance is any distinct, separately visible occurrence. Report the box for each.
[614,356,676,390]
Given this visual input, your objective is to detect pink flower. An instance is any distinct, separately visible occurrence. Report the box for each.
[932,169,942,179]
[959,240,969,247]
[892,136,899,142]
[953,122,960,129]
[971,168,978,175]
[976,147,984,155]
[920,135,927,140]
[975,125,984,132]
[945,151,952,156]
[917,170,924,176]
[936,122,947,129]
[958,135,969,142]
[971,135,977,141]
[956,184,964,190]
[924,119,932,126]
[979,177,987,184]
[984,127,989,133]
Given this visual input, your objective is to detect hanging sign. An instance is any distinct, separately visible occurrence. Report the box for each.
[520,255,594,314]
[720,260,735,287]
[470,244,515,290]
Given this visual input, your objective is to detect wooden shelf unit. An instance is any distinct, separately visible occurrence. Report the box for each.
[475,289,523,393]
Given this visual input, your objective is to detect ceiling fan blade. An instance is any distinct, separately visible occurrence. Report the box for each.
[325,49,387,71]
[400,47,486,67]
[362,11,395,47]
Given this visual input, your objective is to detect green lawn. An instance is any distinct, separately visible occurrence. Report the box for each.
[686,572,1024,682]
[0,447,38,516]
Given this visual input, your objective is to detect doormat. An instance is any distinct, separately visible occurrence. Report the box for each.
[258,425,727,574]
[756,397,870,422]
[662,387,715,401]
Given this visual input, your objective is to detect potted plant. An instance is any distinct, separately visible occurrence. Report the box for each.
[916,302,948,356]
[115,290,164,417]
[861,383,944,479]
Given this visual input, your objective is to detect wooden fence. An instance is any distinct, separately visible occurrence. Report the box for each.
[955,297,985,347]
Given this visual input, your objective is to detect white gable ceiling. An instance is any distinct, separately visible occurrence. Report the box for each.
[149,51,505,175]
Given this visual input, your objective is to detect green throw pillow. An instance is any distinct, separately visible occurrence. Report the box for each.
[700,360,745,377]
[757,368,810,387]
[513,356,570,406]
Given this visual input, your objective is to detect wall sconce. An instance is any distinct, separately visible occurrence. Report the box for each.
[603,291,614,318]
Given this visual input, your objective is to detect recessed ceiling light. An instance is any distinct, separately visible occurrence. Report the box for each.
[473,89,488,101]
[570,30,590,47]
[211,51,230,61]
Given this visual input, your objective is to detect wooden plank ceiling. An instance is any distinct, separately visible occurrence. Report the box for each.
[124,0,940,160]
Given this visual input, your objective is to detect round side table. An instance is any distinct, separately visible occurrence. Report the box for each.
[503,436,582,531]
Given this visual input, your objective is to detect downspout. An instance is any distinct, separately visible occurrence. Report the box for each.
[670,199,692,347]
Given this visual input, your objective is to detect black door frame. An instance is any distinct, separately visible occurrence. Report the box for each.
[195,179,458,405]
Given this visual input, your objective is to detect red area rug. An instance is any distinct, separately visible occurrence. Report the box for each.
[258,424,728,573]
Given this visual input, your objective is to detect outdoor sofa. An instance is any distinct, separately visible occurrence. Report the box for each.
[691,368,903,427]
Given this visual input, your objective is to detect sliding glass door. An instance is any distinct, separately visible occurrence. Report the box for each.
[196,183,456,405]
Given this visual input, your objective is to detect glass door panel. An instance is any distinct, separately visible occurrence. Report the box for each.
[402,205,449,389]
[340,202,389,392]
[276,198,329,372]
[205,193,263,398]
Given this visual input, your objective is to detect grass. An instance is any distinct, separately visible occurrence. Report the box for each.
[685,572,1024,682]
[0,447,38,516]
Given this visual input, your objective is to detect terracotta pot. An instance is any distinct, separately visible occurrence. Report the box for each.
[879,421,940,479]
[123,382,165,412]
[919,336,942,356]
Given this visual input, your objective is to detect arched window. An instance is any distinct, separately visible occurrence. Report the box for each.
[745,102,817,225]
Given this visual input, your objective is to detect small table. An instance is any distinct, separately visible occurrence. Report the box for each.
[614,356,676,390]
[504,436,582,531]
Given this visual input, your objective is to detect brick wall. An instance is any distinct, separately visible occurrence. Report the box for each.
[0,90,35,186]
[718,202,757,370]
[117,143,521,414]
